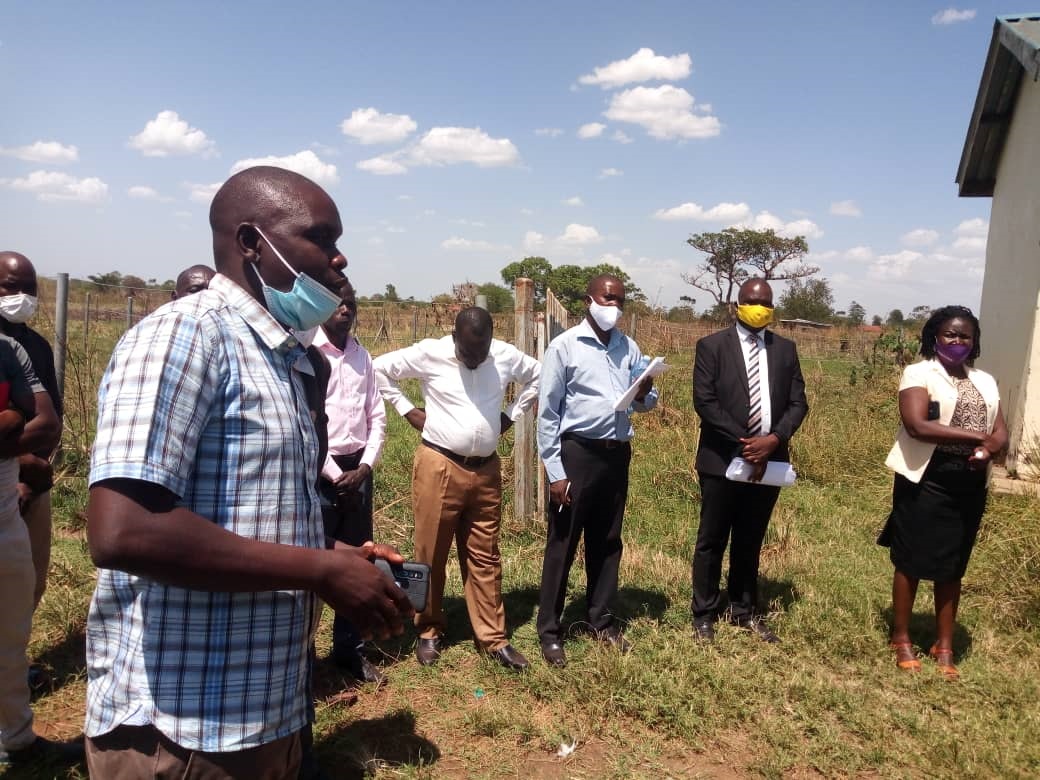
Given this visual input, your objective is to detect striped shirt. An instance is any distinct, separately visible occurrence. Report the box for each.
[85,273,324,752]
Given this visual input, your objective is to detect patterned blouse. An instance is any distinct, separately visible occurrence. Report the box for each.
[936,377,988,456]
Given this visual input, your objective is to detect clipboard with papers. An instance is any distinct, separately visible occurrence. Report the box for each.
[613,357,668,411]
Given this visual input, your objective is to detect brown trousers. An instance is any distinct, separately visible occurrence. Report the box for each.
[85,725,301,780]
[412,445,507,650]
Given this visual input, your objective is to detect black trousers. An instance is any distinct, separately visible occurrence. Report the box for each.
[691,472,780,621]
[319,450,373,657]
[536,438,631,644]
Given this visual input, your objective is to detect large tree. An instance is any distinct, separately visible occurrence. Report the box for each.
[476,282,514,313]
[500,257,552,304]
[683,228,817,306]
[500,258,643,315]
[778,277,834,322]
[847,300,866,327]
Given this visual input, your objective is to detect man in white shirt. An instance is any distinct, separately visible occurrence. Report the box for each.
[313,283,388,684]
[373,307,540,671]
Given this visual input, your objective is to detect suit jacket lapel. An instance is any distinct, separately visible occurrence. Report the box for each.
[727,326,750,399]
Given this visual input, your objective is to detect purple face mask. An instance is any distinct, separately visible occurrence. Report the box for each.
[935,342,972,366]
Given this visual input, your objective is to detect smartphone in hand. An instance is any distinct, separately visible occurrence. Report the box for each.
[374,559,430,613]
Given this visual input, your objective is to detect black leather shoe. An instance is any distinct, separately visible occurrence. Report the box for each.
[693,618,716,642]
[595,625,632,653]
[0,736,85,767]
[487,643,530,671]
[336,652,385,685]
[541,642,567,668]
[734,615,780,644]
[415,637,442,666]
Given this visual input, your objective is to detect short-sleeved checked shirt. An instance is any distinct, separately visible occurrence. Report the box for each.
[86,273,325,752]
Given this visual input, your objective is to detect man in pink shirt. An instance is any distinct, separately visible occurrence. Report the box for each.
[313,283,388,684]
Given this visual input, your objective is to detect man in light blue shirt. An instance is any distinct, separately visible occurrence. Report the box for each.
[535,274,657,667]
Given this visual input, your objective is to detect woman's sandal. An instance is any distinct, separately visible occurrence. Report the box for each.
[888,640,922,672]
[929,644,960,680]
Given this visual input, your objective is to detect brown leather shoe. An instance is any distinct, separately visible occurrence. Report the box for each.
[487,643,530,671]
[415,637,442,667]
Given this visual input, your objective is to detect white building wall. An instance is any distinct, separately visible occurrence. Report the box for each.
[979,75,1040,477]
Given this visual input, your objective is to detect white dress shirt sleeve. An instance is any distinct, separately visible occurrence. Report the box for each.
[373,342,431,417]
[503,345,542,422]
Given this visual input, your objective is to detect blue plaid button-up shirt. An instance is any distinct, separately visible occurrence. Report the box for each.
[85,273,324,751]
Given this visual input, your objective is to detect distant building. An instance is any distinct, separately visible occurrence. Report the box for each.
[957,14,1040,478]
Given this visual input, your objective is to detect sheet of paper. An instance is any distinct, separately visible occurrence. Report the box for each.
[724,457,797,487]
[613,357,667,411]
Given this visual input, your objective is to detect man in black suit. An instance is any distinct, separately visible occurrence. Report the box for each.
[691,278,808,643]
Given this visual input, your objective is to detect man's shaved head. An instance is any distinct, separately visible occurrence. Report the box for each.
[209,166,325,262]
[172,265,215,299]
[737,278,773,305]
[586,273,623,297]
[0,251,38,297]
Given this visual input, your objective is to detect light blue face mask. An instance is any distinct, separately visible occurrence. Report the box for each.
[250,226,343,332]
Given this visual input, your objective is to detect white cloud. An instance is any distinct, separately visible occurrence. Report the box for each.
[599,168,623,178]
[397,194,413,200]
[408,127,519,168]
[653,201,751,222]
[340,107,417,145]
[523,231,544,250]
[829,200,862,217]
[954,217,988,237]
[578,48,692,89]
[129,110,216,158]
[870,250,923,280]
[605,85,720,140]
[0,140,79,164]
[748,211,823,240]
[441,237,499,251]
[952,236,987,254]
[611,130,634,144]
[230,150,339,187]
[559,223,602,244]
[520,207,534,216]
[564,196,584,206]
[901,228,939,247]
[367,236,384,246]
[932,8,976,25]
[186,181,222,204]
[2,170,107,203]
[127,185,172,202]
[309,141,340,157]
[357,155,408,175]
[845,245,874,262]
[535,127,563,137]
[577,123,606,139]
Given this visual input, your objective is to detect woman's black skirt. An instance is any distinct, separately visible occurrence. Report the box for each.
[878,451,988,582]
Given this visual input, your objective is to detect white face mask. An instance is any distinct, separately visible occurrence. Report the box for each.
[0,293,38,324]
[588,300,622,331]
[293,326,319,348]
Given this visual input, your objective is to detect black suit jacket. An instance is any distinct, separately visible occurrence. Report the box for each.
[693,326,808,476]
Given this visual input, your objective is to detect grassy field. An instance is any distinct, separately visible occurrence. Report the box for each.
[6,319,1040,779]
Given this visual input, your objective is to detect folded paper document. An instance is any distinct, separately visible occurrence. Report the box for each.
[613,357,668,411]
[725,457,797,487]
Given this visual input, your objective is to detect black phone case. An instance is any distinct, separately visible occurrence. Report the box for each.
[374,559,430,613]
[927,401,940,420]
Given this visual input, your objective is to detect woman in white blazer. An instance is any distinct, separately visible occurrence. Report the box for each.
[880,306,1007,680]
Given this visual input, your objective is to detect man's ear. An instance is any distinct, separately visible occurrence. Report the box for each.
[236,223,262,262]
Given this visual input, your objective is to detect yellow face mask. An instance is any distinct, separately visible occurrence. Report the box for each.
[736,303,774,330]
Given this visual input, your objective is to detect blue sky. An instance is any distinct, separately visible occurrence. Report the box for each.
[0,2,1011,320]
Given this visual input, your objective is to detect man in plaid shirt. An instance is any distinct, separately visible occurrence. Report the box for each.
[84,166,413,778]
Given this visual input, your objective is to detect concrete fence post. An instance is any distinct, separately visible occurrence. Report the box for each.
[512,278,535,524]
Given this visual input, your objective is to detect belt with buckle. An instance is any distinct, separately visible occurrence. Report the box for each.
[422,439,496,468]
[562,433,629,450]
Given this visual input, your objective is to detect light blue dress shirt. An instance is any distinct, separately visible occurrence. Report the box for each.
[537,317,658,483]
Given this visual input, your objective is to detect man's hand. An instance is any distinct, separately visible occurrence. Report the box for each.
[634,377,654,402]
[19,454,53,494]
[404,408,427,432]
[499,412,514,436]
[549,479,571,508]
[318,541,414,640]
[0,409,25,442]
[739,433,779,464]
[17,482,35,513]
[746,460,768,483]
[334,464,371,495]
